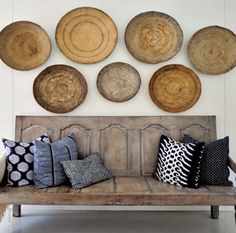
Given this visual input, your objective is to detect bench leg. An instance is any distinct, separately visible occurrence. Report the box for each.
[211,206,219,219]
[13,204,21,217]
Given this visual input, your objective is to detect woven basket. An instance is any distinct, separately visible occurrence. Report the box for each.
[149,64,201,113]
[188,26,236,75]
[0,21,51,70]
[125,11,183,64]
[56,7,118,64]
[33,65,87,113]
[97,62,141,102]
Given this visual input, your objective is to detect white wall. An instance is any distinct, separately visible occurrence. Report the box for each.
[0,0,236,211]
[0,0,235,166]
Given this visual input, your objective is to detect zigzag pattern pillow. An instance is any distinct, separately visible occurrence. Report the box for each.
[153,135,205,188]
[1,134,50,187]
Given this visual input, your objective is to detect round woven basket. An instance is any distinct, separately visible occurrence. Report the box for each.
[125,11,183,64]
[0,21,51,71]
[149,64,201,113]
[97,62,141,102]
[33,65,87,113]
[188,26,236,75]
[56,7,118,64]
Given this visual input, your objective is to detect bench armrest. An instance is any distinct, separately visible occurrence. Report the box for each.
[229,157,236,174]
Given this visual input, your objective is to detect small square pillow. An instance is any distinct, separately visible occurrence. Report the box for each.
[34,134,78,189]
[182,135,232,186]
[61,153,112,189]
[153,135,205,189]
[1,134,50,187]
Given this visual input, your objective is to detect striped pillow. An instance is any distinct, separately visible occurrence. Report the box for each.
[34,134,78,189]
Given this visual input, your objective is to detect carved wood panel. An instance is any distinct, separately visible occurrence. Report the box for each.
[99,124,130,176]
[61,124,91,158]
[141,124,170,176]
[21,125,52,142]
[16,115,217,176]
[180,124,211,143]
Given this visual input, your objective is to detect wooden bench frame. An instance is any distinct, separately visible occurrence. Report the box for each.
[0,116,235,219]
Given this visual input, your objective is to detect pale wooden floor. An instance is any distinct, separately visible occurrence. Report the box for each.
[0,207,235,233]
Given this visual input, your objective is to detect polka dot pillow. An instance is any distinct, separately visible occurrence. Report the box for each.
[1,134,50,187]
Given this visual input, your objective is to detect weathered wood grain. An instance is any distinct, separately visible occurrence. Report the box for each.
[81,178,114,193]
[229,157,236,174]
[3,115,234,215]
[15,115,217,176]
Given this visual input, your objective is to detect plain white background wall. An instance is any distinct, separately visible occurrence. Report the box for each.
[0,0,235,211]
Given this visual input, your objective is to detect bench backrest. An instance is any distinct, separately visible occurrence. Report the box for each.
[15,116,216,176]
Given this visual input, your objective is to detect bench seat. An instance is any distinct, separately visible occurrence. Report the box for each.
[1,176,236,206]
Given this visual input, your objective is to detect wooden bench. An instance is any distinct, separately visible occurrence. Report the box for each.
[0,116,236,219]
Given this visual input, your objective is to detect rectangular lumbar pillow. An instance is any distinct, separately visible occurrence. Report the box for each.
[182,134,232,186]
[153,135,205,189]
[34,134,78,189]
[1,134,50,187]
[61,153,112,189]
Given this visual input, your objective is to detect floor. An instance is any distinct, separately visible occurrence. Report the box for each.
[0,207,235,233]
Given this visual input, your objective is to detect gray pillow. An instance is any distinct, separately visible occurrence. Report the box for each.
[61,153,112,189]
[34,134,78,189]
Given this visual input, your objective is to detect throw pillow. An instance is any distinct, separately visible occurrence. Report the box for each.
[61,153,112,189]
[34,134,78,189]
[153,135,205,188]
[1,134,50,187]
[182,135,232,186]
[0,152,6,185]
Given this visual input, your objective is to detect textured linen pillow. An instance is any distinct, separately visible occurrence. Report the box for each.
[61,153,112,189]
[34,134,78,189]
[182,135,232,186]
[153,135,205,189]
[1,134,50,187]
[0,153,6,185]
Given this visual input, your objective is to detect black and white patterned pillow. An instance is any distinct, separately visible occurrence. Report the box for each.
[153,135,205,188]
[182,135,232,186]
[61,153,112,189]
[1,134,50,187]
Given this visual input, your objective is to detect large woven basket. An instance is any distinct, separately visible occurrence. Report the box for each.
[0,21,51,70]
[125,11,183,64]
[188,26,236,75]
[56,7,118,64]
[149,64,201,113]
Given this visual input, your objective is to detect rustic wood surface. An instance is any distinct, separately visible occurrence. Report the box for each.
[125,11,183,64]
[56,7,118,64]
[149,64,202,113]
[15,115,216,176]
[0,176,236,205]
[229,157,236,174]
[188,26,236,75]
[0,21,51,70]
[0,115,233,208]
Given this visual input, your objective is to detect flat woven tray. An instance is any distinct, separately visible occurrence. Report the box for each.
[125,11,183,64]
[56,7,118,64]
[149,64,201,113]
[0,21,51,70]
[188,26,236,75]
[97,62,141,102]
[33,65,87,113]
